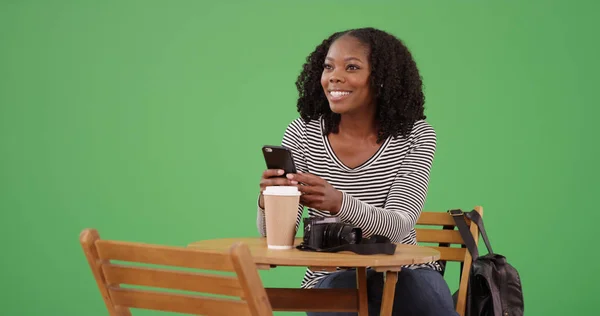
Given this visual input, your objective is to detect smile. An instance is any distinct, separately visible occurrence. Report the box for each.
[328,90,352,101]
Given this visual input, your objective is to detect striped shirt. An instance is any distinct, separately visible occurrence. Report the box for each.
[256,116,441,289]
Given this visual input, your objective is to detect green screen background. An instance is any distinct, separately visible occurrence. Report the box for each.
[1,1,598,315]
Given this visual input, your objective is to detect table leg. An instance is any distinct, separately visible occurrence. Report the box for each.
[379,271,398,316]
[356,267,369,316]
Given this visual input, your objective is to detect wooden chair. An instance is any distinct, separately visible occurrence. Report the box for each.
[415,206,483,316]
[80,228,273,316]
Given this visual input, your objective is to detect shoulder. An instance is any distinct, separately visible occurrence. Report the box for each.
[286,117,308,131]
[282,117,320,147]
[409,120,436,140]
[283,117,320,137]
[407,120,437,148]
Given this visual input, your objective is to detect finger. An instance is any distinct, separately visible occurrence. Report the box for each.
[299,197,311,207]
[260,178,292,189]
[263,169,285,178]
[296,185,322,196]
[287,172,321,185]
[299,195,312,205]
[300,195,323,207]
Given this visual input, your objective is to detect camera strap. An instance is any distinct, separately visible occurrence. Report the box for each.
[296,235,396,255]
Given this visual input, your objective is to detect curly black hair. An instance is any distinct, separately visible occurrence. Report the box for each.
[295,27,426,142]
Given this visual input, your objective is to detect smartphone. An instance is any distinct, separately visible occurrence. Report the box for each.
[262,145,297,177]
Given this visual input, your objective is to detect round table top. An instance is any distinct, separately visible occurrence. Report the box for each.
[188,237,440,268]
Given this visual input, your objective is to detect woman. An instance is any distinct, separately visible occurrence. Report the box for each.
[256,27,458,316]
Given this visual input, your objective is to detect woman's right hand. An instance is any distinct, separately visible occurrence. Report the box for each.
[258,169,298,209]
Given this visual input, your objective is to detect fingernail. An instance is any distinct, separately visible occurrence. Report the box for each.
[286,174,293,179]
[278,170,284,175]
[290,180,298,185]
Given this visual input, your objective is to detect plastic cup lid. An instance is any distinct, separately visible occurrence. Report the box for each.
[263,186,301,196]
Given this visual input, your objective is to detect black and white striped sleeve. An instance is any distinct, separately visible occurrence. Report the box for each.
[256,119,308,236]
[335,124,437,242]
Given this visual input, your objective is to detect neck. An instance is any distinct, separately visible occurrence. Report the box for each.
[337,107,377,139]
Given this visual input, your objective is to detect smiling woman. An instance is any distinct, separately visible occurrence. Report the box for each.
[321,36,373,115]
[256,27,456,316]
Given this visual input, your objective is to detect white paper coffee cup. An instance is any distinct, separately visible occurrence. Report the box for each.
[263,186,301,249]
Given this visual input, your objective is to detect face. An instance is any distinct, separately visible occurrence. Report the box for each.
[321,35,374,115]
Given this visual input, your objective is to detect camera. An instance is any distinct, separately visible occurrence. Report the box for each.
[302,216,362,250]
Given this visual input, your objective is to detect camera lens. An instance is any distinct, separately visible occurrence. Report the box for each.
[338,225,361,245]
[345,229,359,244]
[322,223,361,248]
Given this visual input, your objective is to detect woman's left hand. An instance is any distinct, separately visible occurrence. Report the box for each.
[287,172,343,215]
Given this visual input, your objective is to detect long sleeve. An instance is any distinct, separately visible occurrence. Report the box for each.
[257,119,308,236]
[334,124,437,242]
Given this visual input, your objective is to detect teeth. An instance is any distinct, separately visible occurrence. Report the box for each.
[330,91,351,97]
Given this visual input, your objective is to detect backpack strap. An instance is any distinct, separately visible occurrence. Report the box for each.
[449,209,495,260]
[449,209,480,260]
[465,210,494,255]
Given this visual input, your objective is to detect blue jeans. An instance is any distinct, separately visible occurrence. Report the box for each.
[306,268,458,316]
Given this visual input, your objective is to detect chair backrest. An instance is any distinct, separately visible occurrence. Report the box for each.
[415,206,483,316]
[80,229,273,316]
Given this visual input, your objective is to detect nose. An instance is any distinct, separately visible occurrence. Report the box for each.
[329,76,342,83]
[328,69,345,83]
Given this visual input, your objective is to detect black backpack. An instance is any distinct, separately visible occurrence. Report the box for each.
[449,209,525,316]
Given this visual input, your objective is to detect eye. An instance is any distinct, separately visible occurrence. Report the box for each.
[323,63,333,70]
[347,64,360,71]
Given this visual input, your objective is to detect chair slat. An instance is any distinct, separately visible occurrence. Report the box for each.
[416,212,456,226]
[415,228,464,244]
[102,264,243,297]
[96,240,234,271]
[108,287,251,316]
[428,246,467,262]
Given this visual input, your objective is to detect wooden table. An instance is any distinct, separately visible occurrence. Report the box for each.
[188,237,440,316]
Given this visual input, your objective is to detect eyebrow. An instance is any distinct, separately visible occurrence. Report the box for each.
[325,56,363,63]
